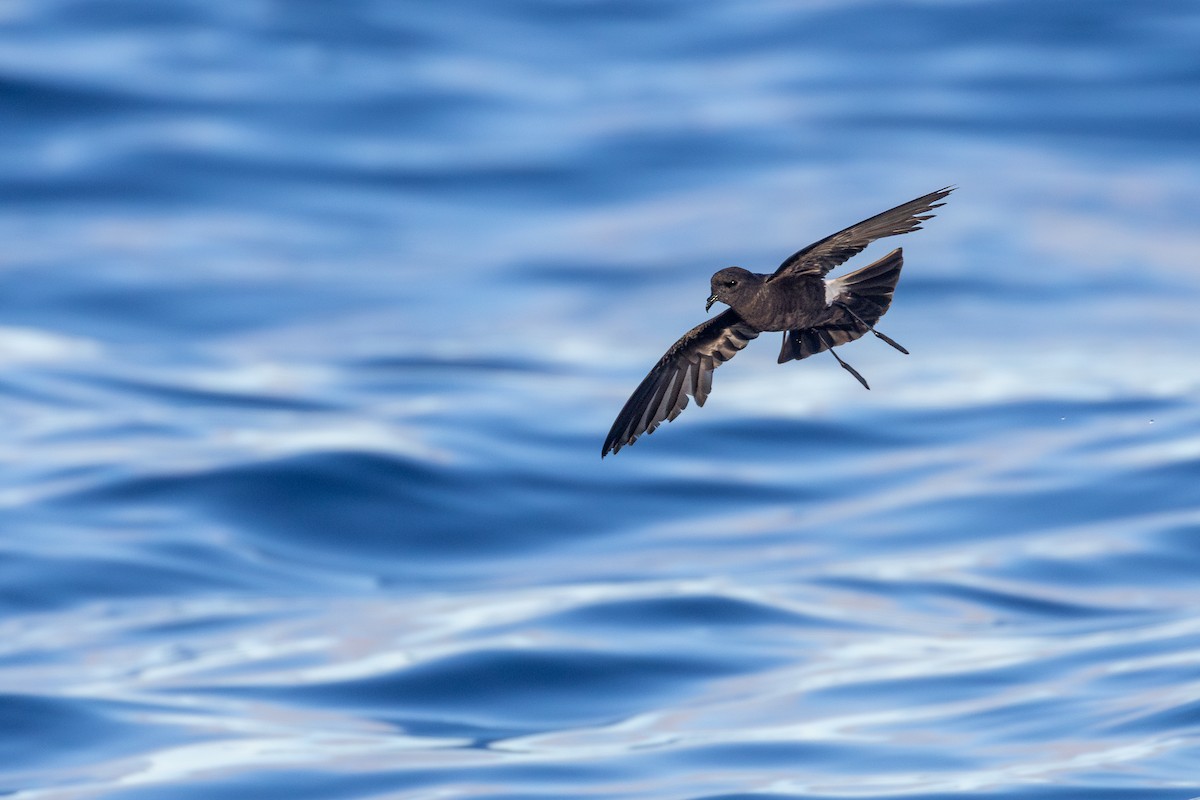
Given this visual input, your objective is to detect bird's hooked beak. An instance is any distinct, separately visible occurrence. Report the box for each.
[706,293,719,312]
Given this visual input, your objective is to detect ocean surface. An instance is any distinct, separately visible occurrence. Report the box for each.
[2,1,1200,798]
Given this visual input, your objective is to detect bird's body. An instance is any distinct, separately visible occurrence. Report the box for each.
[602,187,953,457]
[727,272,828,332]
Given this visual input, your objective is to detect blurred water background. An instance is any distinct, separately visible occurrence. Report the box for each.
[2,1,1200,798]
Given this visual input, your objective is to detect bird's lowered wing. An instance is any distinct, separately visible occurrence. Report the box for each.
[770,187,953,279]
[603,309,759,457]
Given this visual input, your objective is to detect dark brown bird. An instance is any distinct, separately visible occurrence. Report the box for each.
[602,187,953,457]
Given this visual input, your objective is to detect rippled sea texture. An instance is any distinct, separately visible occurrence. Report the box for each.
[3,1,1200,798]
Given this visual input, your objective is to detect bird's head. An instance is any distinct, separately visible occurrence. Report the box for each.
[707,266,759,312]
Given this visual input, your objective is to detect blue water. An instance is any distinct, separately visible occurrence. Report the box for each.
[2,1,1200,798]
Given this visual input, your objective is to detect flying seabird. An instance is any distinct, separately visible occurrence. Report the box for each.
[602,187,953,457]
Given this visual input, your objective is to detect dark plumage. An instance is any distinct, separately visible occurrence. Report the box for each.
[602,187,953,457]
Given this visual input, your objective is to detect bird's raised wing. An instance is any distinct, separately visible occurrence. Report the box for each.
[602,309,759,456]
[770,187,953,279]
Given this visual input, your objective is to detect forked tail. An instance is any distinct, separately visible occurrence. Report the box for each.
[778,247,904,364]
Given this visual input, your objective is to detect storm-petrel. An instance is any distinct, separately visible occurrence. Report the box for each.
[602,187,953,457]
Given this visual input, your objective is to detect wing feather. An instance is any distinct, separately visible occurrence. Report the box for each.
[697,354,714,403]
[770,187,952,279]
[602,309,759,456]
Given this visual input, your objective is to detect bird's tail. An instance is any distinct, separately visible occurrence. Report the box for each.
[777,248,903,363]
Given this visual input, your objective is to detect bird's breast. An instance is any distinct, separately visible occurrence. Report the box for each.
[738,276,830,332]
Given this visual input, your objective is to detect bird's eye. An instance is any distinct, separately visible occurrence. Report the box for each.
[724,279,737,288]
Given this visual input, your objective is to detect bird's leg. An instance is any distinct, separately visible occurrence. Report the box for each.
[818,330,870,390]
[829,349,870,390]
[836,302,909,355]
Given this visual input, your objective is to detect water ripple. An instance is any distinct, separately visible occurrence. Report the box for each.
[4,0,1200,797]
